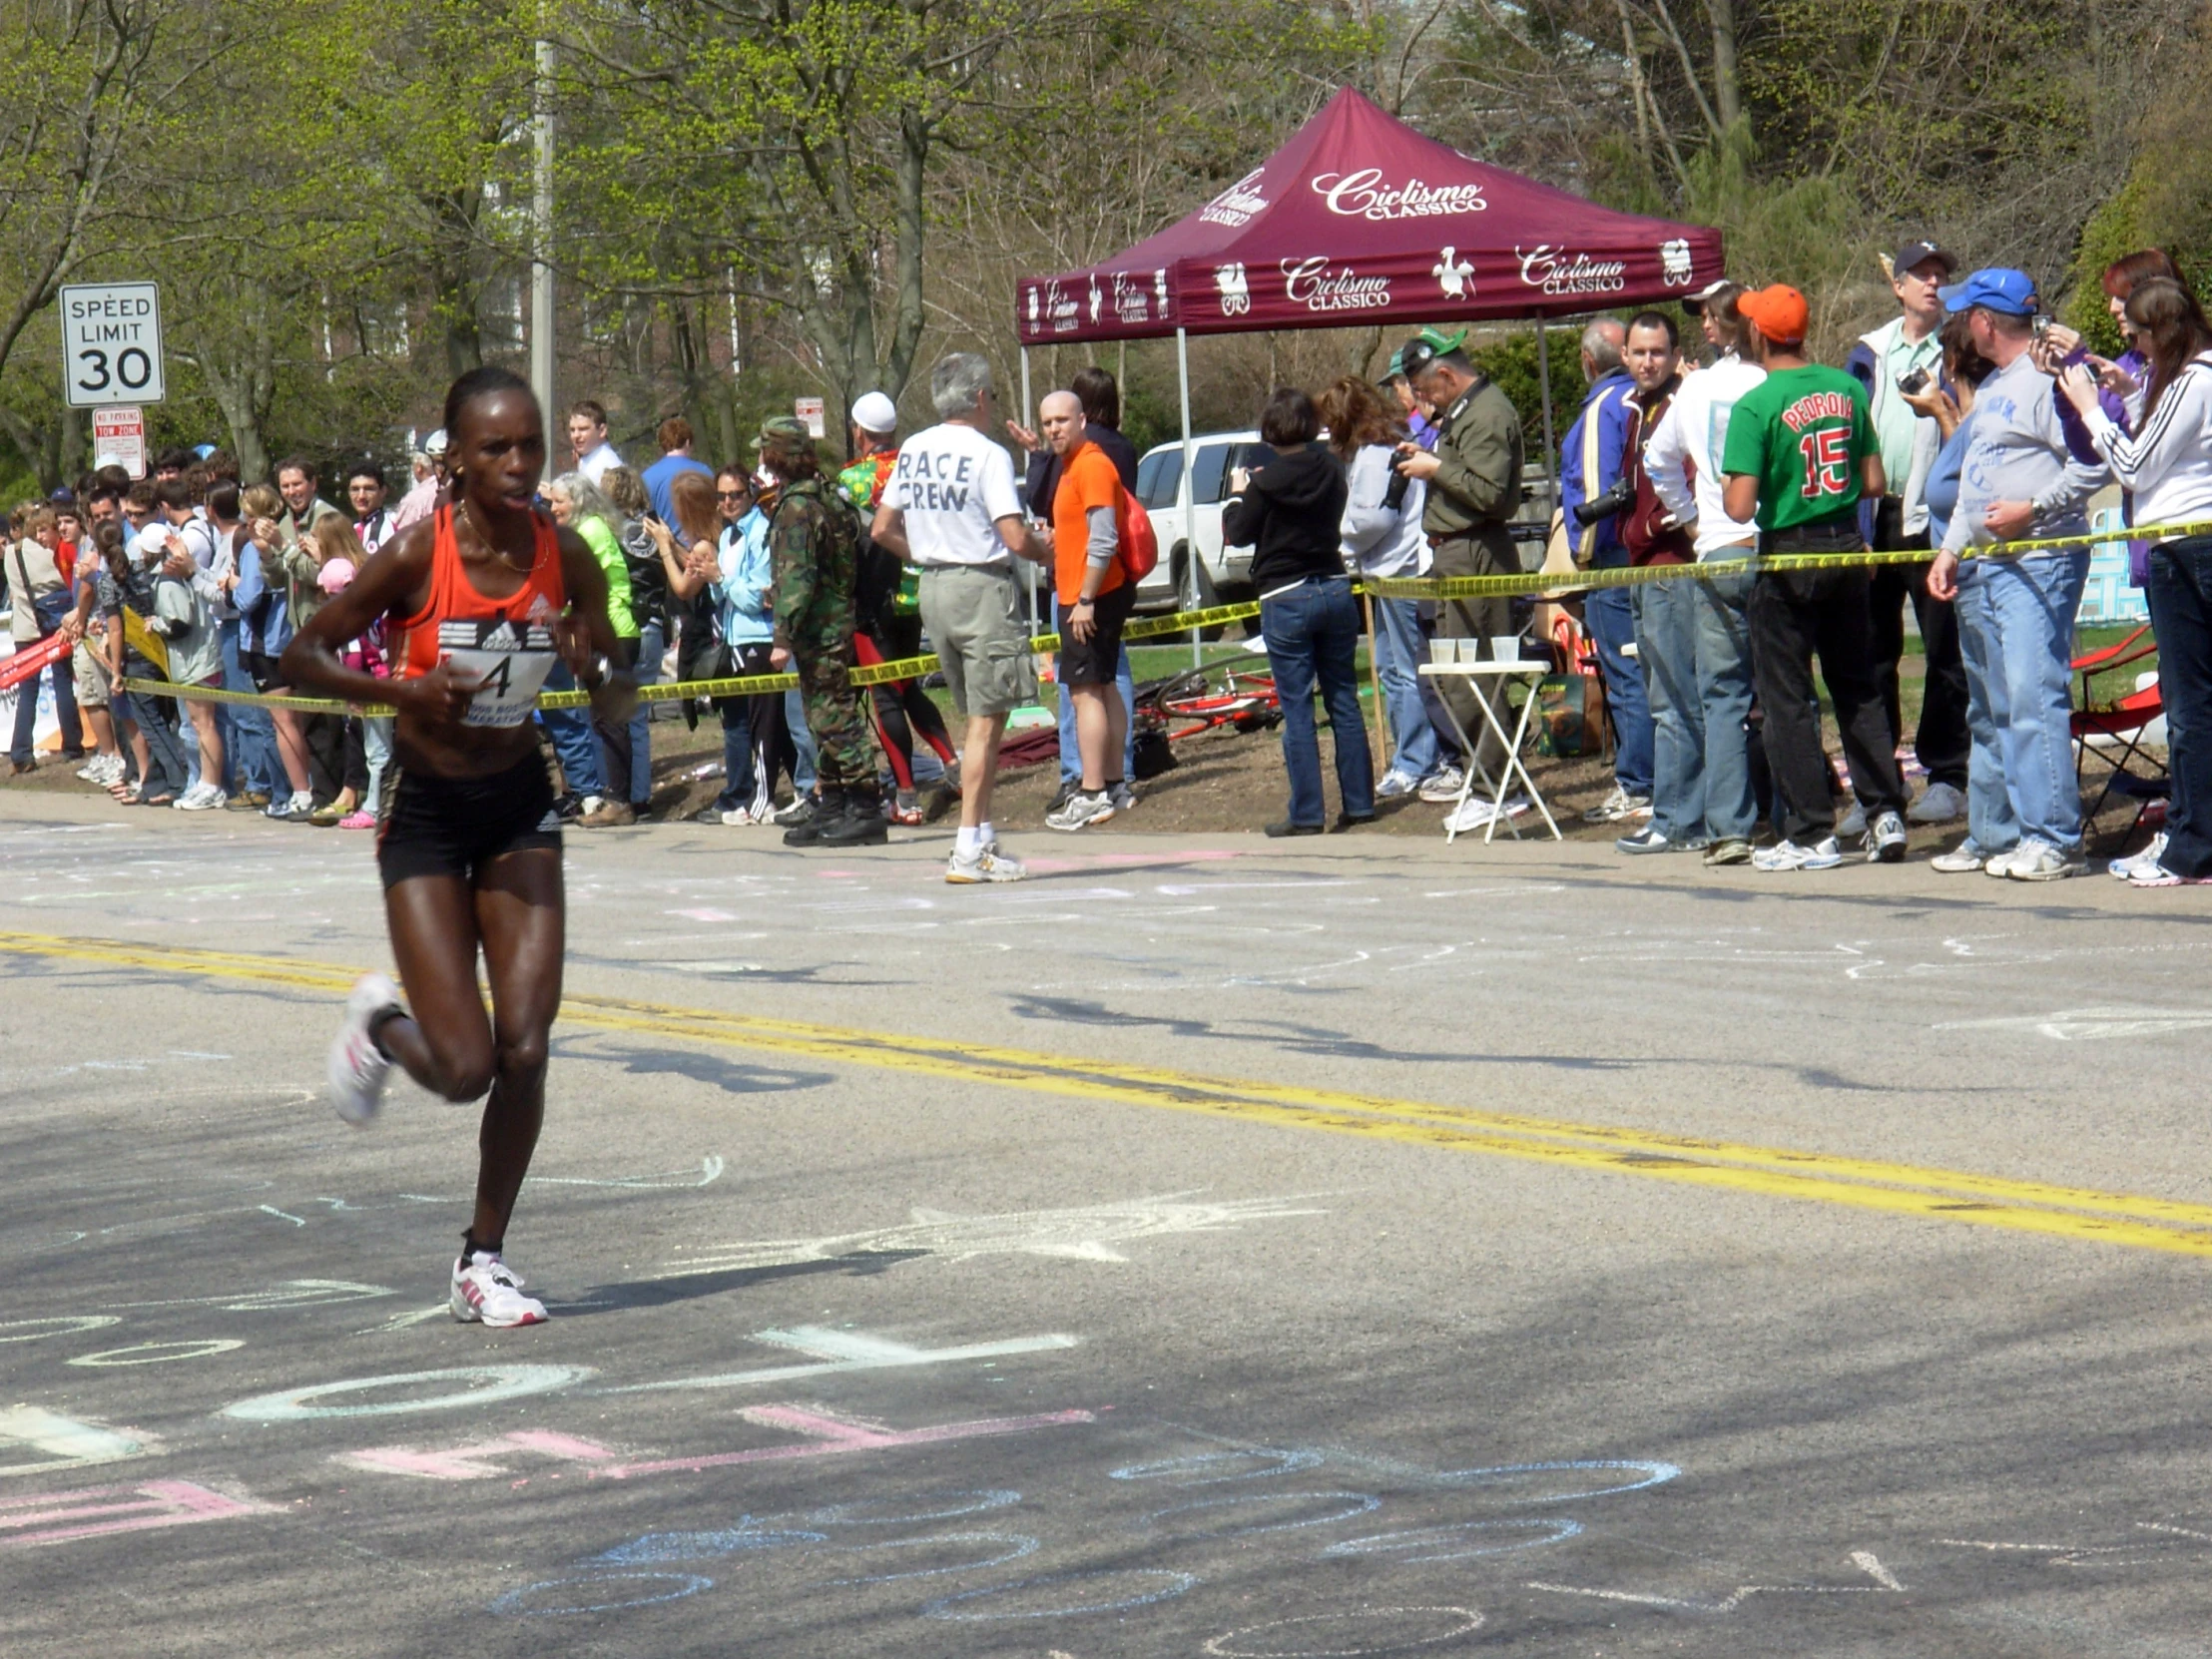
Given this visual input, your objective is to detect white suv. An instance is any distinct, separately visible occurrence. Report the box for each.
[1131,431,1270,613]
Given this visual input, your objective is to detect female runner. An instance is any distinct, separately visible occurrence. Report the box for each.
[281,366,635,1328]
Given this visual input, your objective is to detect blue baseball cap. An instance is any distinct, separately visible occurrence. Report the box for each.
[1940,268,2037,316]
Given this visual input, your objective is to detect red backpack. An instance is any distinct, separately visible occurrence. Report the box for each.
[1117,487,1159,581]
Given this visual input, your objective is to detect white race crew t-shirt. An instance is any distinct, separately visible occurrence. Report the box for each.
[885,421,1023,569]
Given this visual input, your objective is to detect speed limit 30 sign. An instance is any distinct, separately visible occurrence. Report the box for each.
[60,281,164,407]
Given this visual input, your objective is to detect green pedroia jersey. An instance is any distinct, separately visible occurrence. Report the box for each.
[1719,364,1877,533]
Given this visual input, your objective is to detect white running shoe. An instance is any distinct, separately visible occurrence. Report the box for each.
[327,972,401,1127]
[946,844,1027,883]
[1753,836,1844,871]
[176,783,227,812]
[1045,791,1116,831]
[1581,784,1652,824]
[1376,769,1423,800]
[1930,844,1988,873]
[2109,831,2169,880]
[450,1250,548,1328]
[1416,766,1466,803]
[2005,839,2084,881]
[1866,810,1908,863]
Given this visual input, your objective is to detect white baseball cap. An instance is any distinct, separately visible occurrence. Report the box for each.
[849,391,898,434]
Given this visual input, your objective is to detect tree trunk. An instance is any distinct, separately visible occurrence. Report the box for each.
[1705,0,1742,133]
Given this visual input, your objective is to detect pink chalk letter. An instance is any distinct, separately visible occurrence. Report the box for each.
[0,1479,268,1548]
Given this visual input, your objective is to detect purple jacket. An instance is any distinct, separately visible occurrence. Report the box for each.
[2055,344,2151,582]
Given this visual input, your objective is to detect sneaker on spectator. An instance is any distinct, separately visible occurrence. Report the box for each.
[1982,846,2024,878]
[2126,863,2212,887]
[450,1249,547,1328]
[1865,810,1908,863]
[1046,791,1117,831]
[175,783,227,812]
[1753,836,1843,871]
[1614,827,1674,854]
[773,794,819,828]
[579,800,636,828]
[1417,766,1466,803]
[227,789,271,811]
[1907,781,1964,825]
[269,790,313,822]
[947,844,1027,883]
[2109,831,2169,880]
[1930,843,1992,873]
[337,809,376,830]
[1703,837,1753,866]
[1109,781,1138,813]
[327,971,401,1127]
[1442,796,1502,834]
[2006,839,2084,881]
[888,789,923,827]
[1582,784,1652,823]
[1837,799,1867,839]
[1376,769,1423,800]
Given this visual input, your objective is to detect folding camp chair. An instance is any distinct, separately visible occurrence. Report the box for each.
[2072,681,2169,849]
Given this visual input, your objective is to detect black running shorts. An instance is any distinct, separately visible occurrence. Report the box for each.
[1059,582,1136,687]
[376,751,562,889]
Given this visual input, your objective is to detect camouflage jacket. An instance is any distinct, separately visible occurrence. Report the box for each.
[767,477,860,649]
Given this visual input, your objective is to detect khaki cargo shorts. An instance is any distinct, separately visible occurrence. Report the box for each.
[916,563,1037,719]
[72,639,110,710]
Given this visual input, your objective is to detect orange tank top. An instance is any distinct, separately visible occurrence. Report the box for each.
[392,505,568,729]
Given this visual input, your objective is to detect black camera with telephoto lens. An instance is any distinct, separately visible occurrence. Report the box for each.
[1570,478,1634,527]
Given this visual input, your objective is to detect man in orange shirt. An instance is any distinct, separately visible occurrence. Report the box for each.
[1038,389,1133,830]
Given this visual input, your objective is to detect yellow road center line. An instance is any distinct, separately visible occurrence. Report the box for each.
[7,930,2209,1258]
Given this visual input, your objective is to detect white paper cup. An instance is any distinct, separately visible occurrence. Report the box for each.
[1489,635,1522,664]
[1429,639,1458,665]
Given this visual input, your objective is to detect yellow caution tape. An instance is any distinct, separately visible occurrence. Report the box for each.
[118,512,2186,717]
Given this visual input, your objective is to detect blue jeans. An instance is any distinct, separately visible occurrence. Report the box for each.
[2147,538,2212,876]
[1949,564,2023,856]
[1260,576,1374,826]
[786,688,818,794]
[627,620,663,808]
[1632,575,1705,840]
[1978,550,2088,850]
[124,688,192,797]
[1584,580,1653,796]
[1055,599,1135,786]
[1690,568,1757,840]
[219,621,280,796]
[538,662,605,799]
[9,594,83,764]
[1370,595,1441,781]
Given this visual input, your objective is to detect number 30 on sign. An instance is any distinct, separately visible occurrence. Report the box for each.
[60,282,165,408]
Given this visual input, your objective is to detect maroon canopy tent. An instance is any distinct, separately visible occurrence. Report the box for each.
[1017,87,1724,344]
[1012,86,1724,651]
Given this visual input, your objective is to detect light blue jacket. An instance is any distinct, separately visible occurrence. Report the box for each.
[715,511,774,646]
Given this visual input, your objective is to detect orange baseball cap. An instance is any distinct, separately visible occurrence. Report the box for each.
[1739,283,1810,346]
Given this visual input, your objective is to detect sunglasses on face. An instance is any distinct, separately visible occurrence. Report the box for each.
[718,490,749,501]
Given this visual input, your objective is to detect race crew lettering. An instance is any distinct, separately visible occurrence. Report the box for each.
[1310,169,1487,222]
[1515,245,1628,298]
[1280,257,1392,312]
[890,448,977,516]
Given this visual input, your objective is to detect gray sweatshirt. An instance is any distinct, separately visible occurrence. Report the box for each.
[1939,351,2107,557]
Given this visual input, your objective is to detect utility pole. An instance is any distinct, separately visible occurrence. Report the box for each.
[530,29,556,476]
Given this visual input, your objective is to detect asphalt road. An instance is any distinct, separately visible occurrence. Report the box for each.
[4,792,2211,1658]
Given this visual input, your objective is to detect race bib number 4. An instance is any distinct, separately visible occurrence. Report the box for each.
[436,619,557,728]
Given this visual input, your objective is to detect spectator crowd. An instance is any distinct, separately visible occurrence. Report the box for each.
[6,249,2210,887]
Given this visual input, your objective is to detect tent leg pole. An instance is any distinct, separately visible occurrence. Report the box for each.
[1021,346,1037,639]
[1536,322,1559,517]
[1178,326,1200,672]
